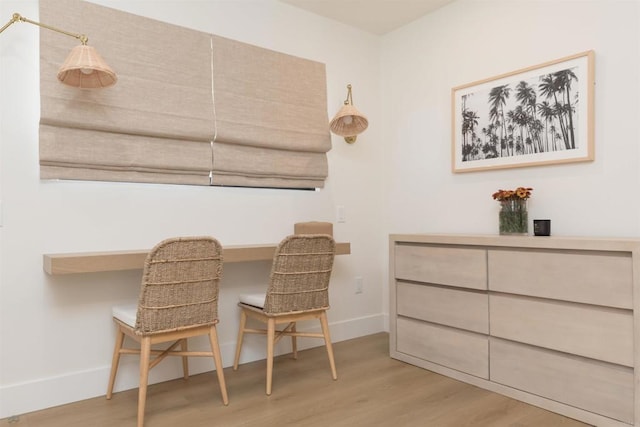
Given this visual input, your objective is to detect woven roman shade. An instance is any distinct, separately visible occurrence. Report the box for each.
[38,0,331,189]
[39,0,214,185]
[211,36,331,189]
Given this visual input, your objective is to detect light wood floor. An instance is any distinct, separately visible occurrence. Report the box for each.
[2,333,589,427]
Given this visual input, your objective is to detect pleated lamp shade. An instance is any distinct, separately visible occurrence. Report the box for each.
[329,104,368,139]
[57,45,117,88]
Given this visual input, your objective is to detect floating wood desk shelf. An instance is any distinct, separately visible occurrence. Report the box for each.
[44,242,351,275]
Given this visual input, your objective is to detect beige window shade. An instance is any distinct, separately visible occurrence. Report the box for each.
[39,0,214,186]
[39,0,331,189]
[211,36,331,189]
[40,125,213,185]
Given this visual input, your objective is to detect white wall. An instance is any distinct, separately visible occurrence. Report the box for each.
[0,0,386,417]
[382,0,640,237]
[3,0,638,419]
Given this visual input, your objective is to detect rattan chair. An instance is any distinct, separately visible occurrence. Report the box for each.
[233,234,337,395]
[106,236,228,427]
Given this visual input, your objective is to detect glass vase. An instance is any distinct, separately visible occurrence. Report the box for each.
[499,198,528,235]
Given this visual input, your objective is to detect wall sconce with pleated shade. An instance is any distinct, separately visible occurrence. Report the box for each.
[0,13,117,88]
[329,84,368,144]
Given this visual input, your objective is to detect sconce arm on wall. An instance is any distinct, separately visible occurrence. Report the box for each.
[0,12,117,88]
[329,84,368,144]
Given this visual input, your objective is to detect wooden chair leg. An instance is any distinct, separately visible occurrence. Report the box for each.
[106,325,125,399]
[233,310,247,370]
[319,312,337,380]
[266,318,275,395]
[138,337,152,427]
[180,339,189,380]
[291,322,298,359]
[208,325,229,405]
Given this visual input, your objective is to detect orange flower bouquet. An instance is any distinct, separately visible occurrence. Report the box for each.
[492,187,532,235]
[491,187,533,202]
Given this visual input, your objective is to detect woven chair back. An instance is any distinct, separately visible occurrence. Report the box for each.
[135,236,223,335]
[263,234,336,315]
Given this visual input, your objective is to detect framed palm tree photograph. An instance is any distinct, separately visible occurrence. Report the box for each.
[451,50,594,173]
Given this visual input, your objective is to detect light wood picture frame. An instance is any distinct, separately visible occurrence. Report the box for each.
[451,50,594,173]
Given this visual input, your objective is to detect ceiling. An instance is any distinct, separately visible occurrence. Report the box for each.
[278,0,456,35]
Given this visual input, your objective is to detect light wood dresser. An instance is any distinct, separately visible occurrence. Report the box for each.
[389,234,640,427]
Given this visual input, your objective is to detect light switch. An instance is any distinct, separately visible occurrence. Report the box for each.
[336,205,346,223]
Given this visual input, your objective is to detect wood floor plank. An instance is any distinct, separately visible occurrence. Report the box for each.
[0,333,590,427]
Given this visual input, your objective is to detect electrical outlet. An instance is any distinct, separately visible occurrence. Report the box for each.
[355,276,363,294]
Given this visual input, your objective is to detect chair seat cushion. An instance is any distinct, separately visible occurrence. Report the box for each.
[112,303,138,327]
[238,293,266,309]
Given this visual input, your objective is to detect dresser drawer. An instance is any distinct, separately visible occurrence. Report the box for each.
[396,316,488,379]
[395,244,487,290]
[397,281,488,334]
[490,294,633,367]
[490,338,634,424]
[488,249,632,309]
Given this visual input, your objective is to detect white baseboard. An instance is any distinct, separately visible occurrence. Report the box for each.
[0,313,385,418]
